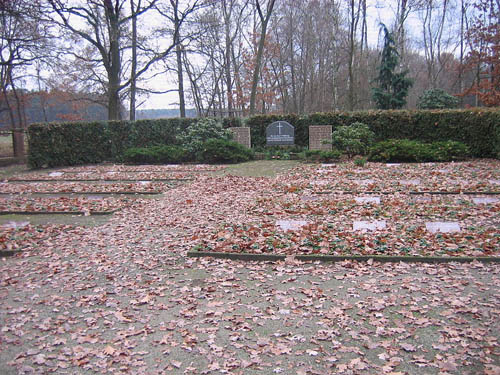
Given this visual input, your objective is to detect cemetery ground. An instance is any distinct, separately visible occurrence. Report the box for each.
[0,159,499,374]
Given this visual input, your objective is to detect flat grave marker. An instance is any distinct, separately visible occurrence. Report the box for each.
[399,179,421,185]
[300,195,320,201]
[1,221,30,229]
[353,220,386,231]
[472,197,499,204]
[355,179,375,185]
[354,196,381,204]
[276,220,309,231]
[425,222,461,234]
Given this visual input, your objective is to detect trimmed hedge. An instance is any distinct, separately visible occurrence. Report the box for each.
[28,109,500,168]
[245,109,500,158]
[368,139,470,162]
[28,121,111,168]
[28,118,197,168]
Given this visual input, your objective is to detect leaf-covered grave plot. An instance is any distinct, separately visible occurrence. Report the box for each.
[1,224,84,252]
[0,196,138,213]
[289,160,500,192]
[0,181,173,194]
[55,164,226,173]
[7,171,195,181]
[191,161,500,257]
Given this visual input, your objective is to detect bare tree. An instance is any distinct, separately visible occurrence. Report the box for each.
[249,0,275,114]
[0,0,50,157]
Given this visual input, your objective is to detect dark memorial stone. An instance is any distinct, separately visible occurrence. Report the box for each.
[266,121,295,146]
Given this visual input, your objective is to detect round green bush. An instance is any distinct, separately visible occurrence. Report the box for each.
[179,118,232,159]
[199,139,254,163]
[331,122,375,158]
[417,88,459,109]
[123,145,187,164]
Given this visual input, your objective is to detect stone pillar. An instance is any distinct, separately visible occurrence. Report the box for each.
[229,127,251,148]
[309,125,332,151]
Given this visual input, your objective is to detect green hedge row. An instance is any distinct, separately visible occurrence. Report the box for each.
[246,109,500,158]
[28,118,197,168]
[28,109,500,168]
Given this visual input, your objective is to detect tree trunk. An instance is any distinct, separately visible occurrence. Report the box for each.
[173,1,186,118]
[249,0,275,115]
[9,72,25,157]
[224,11,233,117]
[105,0,122,120]
[348,0,356,111]
[129,0,137,121]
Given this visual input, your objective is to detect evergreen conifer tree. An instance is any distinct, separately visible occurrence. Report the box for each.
[372,24,413,109]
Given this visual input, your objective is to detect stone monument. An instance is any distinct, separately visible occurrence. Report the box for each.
[266,121,294,146]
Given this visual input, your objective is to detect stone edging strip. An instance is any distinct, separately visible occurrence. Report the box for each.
[0,191,163,196]
[409,191,500,195]
[0,210,119,216]
[187,251,500,264]
[0,249,24,257]
[7,178,193,183]
[313,191,500,195]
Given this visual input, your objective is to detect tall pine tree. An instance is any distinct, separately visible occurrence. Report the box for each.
[372,24,413,109]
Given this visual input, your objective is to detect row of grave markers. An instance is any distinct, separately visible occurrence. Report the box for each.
[276,219,462,234]
[229,122,331,150]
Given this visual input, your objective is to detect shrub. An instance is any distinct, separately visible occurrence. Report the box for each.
[123,145,187,164]
[199,138,254,163]
[417,88,459,109]
[331,122,375,158]
[302,149,342,162]
[368,139,470,162]
[178,118,231,159]
[354,157,367,167]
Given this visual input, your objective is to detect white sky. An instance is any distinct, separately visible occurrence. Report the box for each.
[142,0,451,111]
[142,0,408,110]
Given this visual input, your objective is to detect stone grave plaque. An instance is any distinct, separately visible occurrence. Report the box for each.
[266,121,294,146]
[425,222,461,234]
[399,179,421,186]
[355,196,381,204]
[353,220,386,231]
[472,197,499,205]
[276,220,309,231]
[229,127,251,148]
[309,125,332,151]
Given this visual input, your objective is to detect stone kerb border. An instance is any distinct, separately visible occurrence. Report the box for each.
[187,251,500,264]
[229,127,251,148]
[309,125,332,151]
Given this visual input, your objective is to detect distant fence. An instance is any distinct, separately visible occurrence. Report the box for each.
[0,128,27,136]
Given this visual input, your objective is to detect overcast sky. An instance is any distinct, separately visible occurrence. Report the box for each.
[142,1,423,110]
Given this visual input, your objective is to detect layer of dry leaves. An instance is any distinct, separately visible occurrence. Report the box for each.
[0,160,499,374]
[0,196,134,213]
